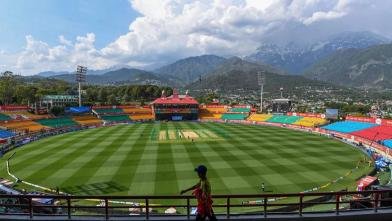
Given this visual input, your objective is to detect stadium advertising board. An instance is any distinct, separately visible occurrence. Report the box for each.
[381,119,392,126]
[346,116,376,123]
[0,105,29,111]
[325,109,339,119]
[287,112,324,118]
[345,116,392,126]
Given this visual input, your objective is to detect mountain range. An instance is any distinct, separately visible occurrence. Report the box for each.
[304,44,392,89]
[246,31,389,74]
[49,68,175,86]
[33,31,392,90]
[186,57,331,93]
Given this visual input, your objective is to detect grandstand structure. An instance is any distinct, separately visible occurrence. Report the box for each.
[151,90,199,121]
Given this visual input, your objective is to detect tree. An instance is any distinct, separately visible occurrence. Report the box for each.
[107,94,118,105]
[0,71,18,105]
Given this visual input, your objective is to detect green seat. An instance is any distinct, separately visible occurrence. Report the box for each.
[101,115,130,122]
[36,117,79,128]
[221,113,248,120]
[0,113,11,121]
[94,108,124,114]
[230,108,250,113]
[267,115,302,124]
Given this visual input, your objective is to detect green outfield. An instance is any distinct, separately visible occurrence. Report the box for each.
[0,122,371,196]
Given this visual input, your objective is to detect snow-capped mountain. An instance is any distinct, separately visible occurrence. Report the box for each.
[246,31,390,74]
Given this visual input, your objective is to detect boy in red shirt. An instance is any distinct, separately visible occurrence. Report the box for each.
[181,165,217,221]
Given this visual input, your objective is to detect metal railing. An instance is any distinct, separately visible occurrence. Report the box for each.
[0,190,391,220]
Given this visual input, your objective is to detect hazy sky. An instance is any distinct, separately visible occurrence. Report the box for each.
[1,0,392,75]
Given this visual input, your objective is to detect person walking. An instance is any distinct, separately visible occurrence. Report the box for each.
[180,165,217,221]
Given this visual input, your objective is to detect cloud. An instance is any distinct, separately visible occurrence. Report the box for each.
[11,34,115,74]
[1,0,392,75]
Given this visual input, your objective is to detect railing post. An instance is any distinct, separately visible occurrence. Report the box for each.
[263,197,267,218]
[374,192,379,212]
[28,197,33,219]
[299,195,303,216]
[187,198,190,220]
[67,197,71,220]
[226,197,230,219]
[335,194,340,215]
[105,198,109,220]
[145,198,149,220]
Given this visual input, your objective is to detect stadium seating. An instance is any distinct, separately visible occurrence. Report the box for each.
[0,130,15,139]
[200,106,227,114]
[293,117,328,127]
[101,115,131,122]
[122,107,152,114]
[230,107,250,113]
[93,108,124,115]
[129,114,154,120]
[73,115,102,125]
[199,113,222,120]
[122,107,154,120]
[247,114,272,122]
[0,120,48,132]
[221,113,248,120]
[384,140,392,148]
[2,111,50,120]
[36,117,79,128]
[322,121,377,133]
[267,115,303,124]
[351,125,392,141]
[0,113,11,121]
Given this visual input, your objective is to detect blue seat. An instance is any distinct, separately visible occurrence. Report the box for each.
[0,130,15,139]
[322,121,377,133]
[384,140,392,148]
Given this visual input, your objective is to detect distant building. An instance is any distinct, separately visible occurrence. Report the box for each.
[151,90,199,121]
[42,95,78,108]
[272,98,292,113]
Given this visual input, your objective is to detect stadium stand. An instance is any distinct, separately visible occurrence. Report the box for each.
[0,130,15,139]
[247,114,272,122]
[129,114,154,120]
[73,115,102,125]
[0,113,11,121]
[230,107,250,113]
[123,107,154,120]
[199,112,222,120]
[200,106,227,113]
[199,106,227,120]
[101,115,131,122]
[267,115,303,124]
[351,125,392,141]
[293,117,328,127]
[2,111,50,120]
[0,120,47,132]
[36,117,79,128]
[384,140,392,148]
[221,113,248,120]
[93,108,124,114]
[322,121,377,133]
[122,107,151,114]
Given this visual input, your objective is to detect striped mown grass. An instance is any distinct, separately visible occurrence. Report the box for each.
[0,122,371,196]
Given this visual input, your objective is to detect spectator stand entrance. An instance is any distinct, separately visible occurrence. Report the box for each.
[151,90,199,121]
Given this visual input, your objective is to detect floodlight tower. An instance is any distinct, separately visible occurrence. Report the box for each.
[76,65,87,107]
[280,87,284,98]
[257,71,265,112]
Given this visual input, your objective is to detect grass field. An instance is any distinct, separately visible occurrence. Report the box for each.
[0,122,371,196]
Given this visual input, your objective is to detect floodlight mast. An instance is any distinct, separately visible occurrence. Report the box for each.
[76,65,87,107]
[258,71,265,113]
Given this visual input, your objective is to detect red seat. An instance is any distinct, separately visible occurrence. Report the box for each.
[351,125,392,141]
